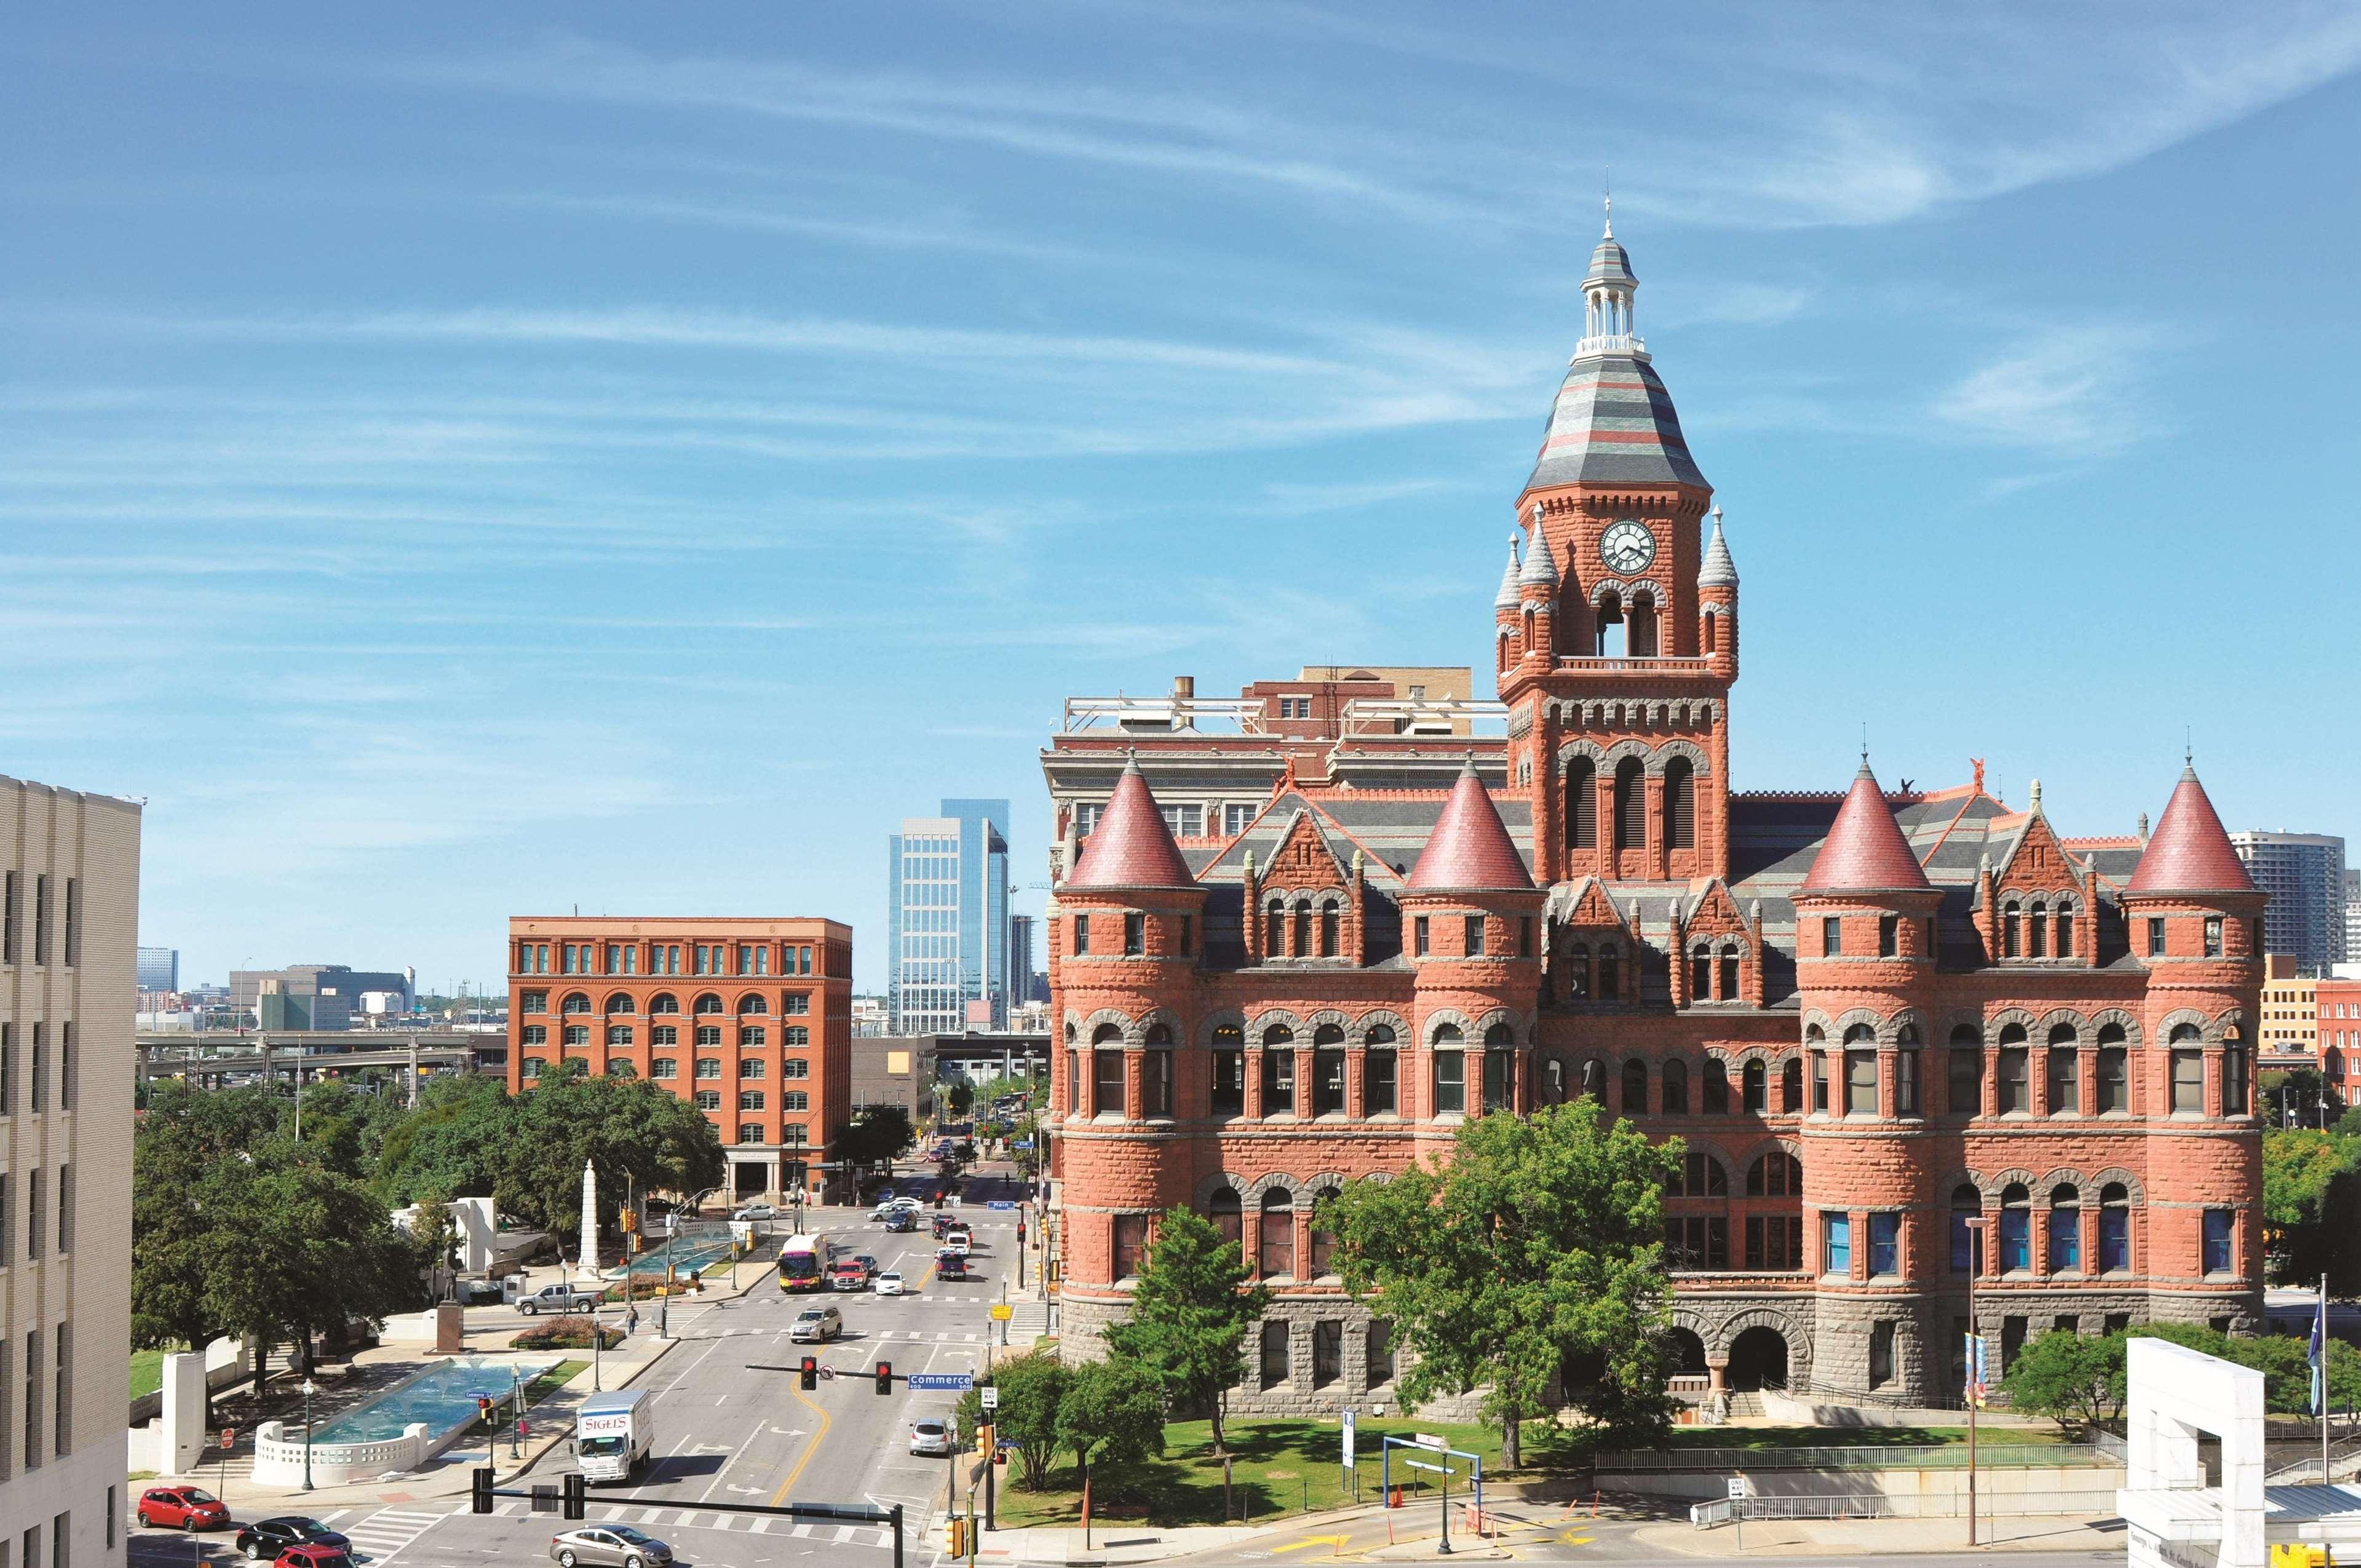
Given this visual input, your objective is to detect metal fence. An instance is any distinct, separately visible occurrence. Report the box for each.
[1603,1442,2109,1472]
[1691,1489,2123,1526]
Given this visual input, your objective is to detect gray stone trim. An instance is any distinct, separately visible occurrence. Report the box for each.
[1137,1007,1185,1047]
[1941,1010,1986,1046]
[1079,1007,1133,1045]
[1248,1007,1305,1041]
[2039,1166,2092,1198]
[2090,1008,2141,1044]
[1196,1171,1246,1207]
[2090,1166,2145,1202]
[1199,1007,1247,1048]
[1651,738,1712,777]
[2034,1007,2085,1042]
[1420,1006,1477,1043]
[1554,737,1609,770]
[1246,1172,1302,1201]
[1350,1009,1409,1047]
[1989,1166,2041,1198]
[1989,1007,2039,1042]
[2157,1007,2210,1045]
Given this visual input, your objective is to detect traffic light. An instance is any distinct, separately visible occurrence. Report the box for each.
[944,1518,968,1555]
[471,1467,494,1515]
[477,1396,495,1426]
[799,1355,819,1392]
[875,1360,893,1394]
[561,1473,587,1521]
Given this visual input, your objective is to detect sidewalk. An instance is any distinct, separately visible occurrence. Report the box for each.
[1630,1515,2126,1555]
[965,1524,1267,1564]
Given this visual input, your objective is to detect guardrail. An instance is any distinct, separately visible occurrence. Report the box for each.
[1604,1442,2107,1471]
[1692,1490,2123,1527]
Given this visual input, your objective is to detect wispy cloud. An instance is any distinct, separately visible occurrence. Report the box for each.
[1931,325,2164,456]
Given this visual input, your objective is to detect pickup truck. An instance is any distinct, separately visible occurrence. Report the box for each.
[515,1281,605,1317]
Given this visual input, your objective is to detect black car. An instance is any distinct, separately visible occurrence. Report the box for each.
[883,1210,916,1233]
[237,1518,352,1561]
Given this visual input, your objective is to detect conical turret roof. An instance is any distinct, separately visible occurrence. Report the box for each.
[1494,537,1522,610]
[1800,762,1930,894]
[1519,525,1558,587]
[1067,756,1195,890]
[1698,507,1738,589]
[1406,761,1534,892]
[2127,766,2254,895]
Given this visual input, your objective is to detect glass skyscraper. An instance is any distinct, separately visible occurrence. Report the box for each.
[888,799,1009,1034]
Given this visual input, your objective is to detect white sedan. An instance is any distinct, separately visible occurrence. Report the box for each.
[875,1271,905,1296]
[733,1202,779,1221]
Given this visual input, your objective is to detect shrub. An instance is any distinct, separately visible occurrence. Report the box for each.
[511,1315,622,1351]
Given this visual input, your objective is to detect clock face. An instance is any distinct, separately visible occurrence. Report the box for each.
[1598,520,1656,575]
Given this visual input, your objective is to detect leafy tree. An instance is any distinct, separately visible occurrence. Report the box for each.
[1319,1098,1680,1465]
[951,1350,1068,1490]
[498,1063,726,1235]
[2001,1326,2130,1429]
[2262,1129,2361,1293]
[1056,1358,1165,1495]
[373,1073,512,1207]
[947,1082,976,1119]
[840,1103,917,1171]
[292,1077,402,1181]
[1102,1208,1269,1454]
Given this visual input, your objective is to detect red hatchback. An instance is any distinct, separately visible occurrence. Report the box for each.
[276,1545,357,1568]
[137,1486,231,1529]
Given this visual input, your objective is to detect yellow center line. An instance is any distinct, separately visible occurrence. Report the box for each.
[769,1379,833,1504]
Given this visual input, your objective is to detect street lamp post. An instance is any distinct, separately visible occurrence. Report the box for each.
[1964,1214,1990,1547]
[300,1379,319,1492]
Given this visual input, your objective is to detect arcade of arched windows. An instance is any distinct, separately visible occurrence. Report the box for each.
[1997,892,2085,962]
[1256,889,1351,962]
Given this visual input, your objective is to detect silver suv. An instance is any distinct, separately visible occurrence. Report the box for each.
[789,1305,842,1342]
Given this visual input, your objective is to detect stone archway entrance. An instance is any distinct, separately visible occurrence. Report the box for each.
[1667,1326,1709,1376]
[1728,1324,1790,1391]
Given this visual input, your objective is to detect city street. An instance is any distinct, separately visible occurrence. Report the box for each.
[133,1161,1046,1568]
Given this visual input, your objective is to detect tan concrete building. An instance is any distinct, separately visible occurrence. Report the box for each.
[2261,954,2318,1063]
[1,775,141,1567]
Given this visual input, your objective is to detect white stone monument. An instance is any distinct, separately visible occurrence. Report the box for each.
[579,1158,599,1277]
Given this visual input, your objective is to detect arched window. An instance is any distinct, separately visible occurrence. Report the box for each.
[693,993,723,1016]
[1666,1150,1727,1197]
[2028,900,2048,959]
[1258,1189,1294,1278]
[1431,1023,1465,1115]
[1565,757,1597,849]
[1264,898,1285,957]
[1580,1056,1606,1100]
[1842,1023,1878,1116]
[2046,1023,2079,1116]
[1312,1024,1346,1115]
[1622,1058,1648,1116]
[649,992,680,1015]
[1997,1022,2030,1113]
[1719,944,1741,1000]
[1364,1023,1397,1116]
[1613,758,1646,850]
[561,992,591,1015]
[1308,1186,1341,1277]
[2048,1183,2081,1272]
[1092,1023,1124,1045]
[2170,1022,2205,1113]
[1781,1058,1803,1113]
[2055,901,2076,958]
[1207,1188,1243,1249]
[1702,608,1718,655]
[1319,900,1340,958]
[2224,1024,2250,1115]
[1702,1057,1730,1114]
[1747,1152,1802,1197]
[1496,629,1510,674]
[1482,1021,1516,1113]
[1664,756,1696,850]
[1742,1059,1767,1112]
[1661,1058,1689,1114]
[1948,1023,1984,1117]
[2099,1182,2130,1272]
[1597,943,1621,1001]
[1950,1183,1982,1272]
[2002,902,2022,959]
[605,994,634,1015]
[1690,943,1712,1000]
[740,994,769,1015]
[1262,1024,1296,1115]
[1597,590,1625,659]
[1293,900,1312,958]
[1541,1056,1566,1105]
[2095,1023,2129,1113]
[1998,1182,2031,1271]
[1565,941,1591,1000]
[1628,590,1659,657]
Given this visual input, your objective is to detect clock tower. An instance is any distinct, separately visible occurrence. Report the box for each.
[1496,207,1739,887]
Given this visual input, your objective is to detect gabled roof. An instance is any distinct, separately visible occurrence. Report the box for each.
[2127,766,2255,896]
[1524,354,1708,492]
[1405,761,1536,892]
[1066,757,1195,890]
[1798,762,1933,895]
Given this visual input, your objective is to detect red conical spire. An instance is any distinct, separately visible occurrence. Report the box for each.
[2127,765,2254,895]
[1066,756,1195,890]
[1800,761,1930,893]
[1406,761,1534,892]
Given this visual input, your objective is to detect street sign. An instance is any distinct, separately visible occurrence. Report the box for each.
[1412,1431,1446,1451]
[1726,1478,1746,1500]
[220,1428,236,1449]
[907,1372,974,1392]
[981,1387,1001,1411]
[990,1303,1013,1322]
[1341,1409,1356,1469]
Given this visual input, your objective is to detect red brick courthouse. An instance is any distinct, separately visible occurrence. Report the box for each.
[1042,222,2264,1412]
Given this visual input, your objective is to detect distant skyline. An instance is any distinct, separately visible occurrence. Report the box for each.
[7,4,2359,991]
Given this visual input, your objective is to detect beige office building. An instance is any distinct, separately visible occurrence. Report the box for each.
[2261,953,2319,1061]
[1,777,140,1568]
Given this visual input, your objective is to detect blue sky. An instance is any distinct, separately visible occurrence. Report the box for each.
[7,3,2359,994]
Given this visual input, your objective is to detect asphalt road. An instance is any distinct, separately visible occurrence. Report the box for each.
[134,1160,1042,1568]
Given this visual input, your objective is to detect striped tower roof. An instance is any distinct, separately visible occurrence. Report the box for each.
[1525,354,1708,491]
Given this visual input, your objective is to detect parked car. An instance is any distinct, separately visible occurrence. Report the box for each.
[549,1524,675,1568]
[273,1545,357,1568]
[909,1417,953,1457]
[517,1281,603,1317]
[138,1486,231,1530]
[790,1305,843,1342]
[875,1270,905,1296]
[237,1518,351,1561]
[733,1202,779,1222]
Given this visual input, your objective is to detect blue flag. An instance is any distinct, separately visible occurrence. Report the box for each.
[2311,1285,2328,1418]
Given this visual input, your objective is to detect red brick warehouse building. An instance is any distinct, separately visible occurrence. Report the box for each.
[507,917,855,1205]
[1042,219,2265,1412]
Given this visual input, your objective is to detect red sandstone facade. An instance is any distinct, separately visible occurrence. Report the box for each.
[507,916,855,1204]
[1042,223,2265,1413]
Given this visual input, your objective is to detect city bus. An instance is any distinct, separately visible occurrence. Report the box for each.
[777,1233,830,1292]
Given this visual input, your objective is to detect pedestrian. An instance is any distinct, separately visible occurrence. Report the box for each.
[625,1304,641,1337]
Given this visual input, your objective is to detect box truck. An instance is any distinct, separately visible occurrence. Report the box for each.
[574,1388,656,1483]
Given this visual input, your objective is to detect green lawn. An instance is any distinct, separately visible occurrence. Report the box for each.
[981,1417,1546,1529]
[132,1350,167,1402]
[1661,1424,2066,1450]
